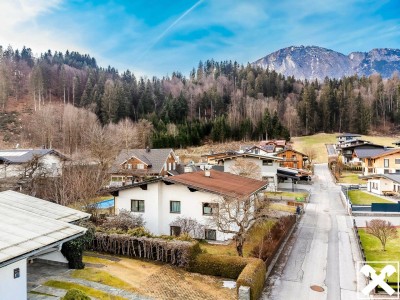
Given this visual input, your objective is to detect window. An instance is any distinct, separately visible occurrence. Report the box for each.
[203,203,218,215]
[131,200,144,212]
[384,169,389,174]
[396,159,400,164]
[127,164,132,169]
[384,159,389,168]
[170,226,181,236]
[168,162,172,170]
[262,160,273,166]
[137,163,144,169]
[205,229,217,240]
[51,163,57,170]
[170,201,181,213]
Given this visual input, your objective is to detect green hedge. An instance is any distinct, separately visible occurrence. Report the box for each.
[190,254,265,299]
[237,258,266,300]
[190,253,248,279]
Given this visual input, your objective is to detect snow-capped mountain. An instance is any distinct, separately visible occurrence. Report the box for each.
[252,46,400,81]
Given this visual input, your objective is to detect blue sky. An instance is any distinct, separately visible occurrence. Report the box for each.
[0,0,399,77]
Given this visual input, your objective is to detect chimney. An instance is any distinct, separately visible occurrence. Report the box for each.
[204,170,211,177]
[146,146,150,153]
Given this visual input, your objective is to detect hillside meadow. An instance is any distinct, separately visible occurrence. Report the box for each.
[176,133,400,164]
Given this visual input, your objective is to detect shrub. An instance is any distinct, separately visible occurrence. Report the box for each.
[91,233,199,267]
[101,209,144,231]
[62,222,95,269]
[127,227,152,237]
[190,254,248,279]
[237,258,266,300]
[62,288,91,300]
[250,215,296,261]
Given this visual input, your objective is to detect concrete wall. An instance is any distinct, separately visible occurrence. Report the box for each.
[115,181,235,241]
[0,259,27,300]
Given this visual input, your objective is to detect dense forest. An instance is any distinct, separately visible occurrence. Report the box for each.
[1,45,400,152]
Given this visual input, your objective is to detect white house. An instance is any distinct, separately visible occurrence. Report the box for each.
[0,190,89,300]
[112,170,268,241]
[361,174,400,195]
[214,153,282,190]
[0,149,68,178]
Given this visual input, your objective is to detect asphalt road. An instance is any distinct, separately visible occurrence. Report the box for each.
[263,163,365,300]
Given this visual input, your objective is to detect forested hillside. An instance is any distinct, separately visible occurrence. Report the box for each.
[0,45,400,153]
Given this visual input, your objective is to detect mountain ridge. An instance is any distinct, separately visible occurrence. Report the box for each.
[252,45,400,80]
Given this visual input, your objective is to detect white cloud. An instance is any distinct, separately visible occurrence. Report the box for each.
[0,0,89,55]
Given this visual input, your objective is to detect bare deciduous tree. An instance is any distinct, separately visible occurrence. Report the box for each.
[85,123,119,172]
[229,158,261,180]
[211,193,270,256]
[170,217,205,239]
[366,219,398,251]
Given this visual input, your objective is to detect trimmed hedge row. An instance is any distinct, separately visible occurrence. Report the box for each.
[189,253,248,279]
[190,254,266,300]
[237,258,266,300]
[91,233,201,268]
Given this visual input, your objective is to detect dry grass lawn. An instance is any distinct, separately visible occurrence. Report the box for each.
[199,220,275,257]
[175,133,400,165]
[82,253,236,300]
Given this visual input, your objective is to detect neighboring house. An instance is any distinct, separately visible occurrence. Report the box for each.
[362,148,400,176]
[340,143,390,164]
[109,148,179,186]
[240,145,270,156]
[336,133,361,144]
[275,149,308,169]
[167,163,202,176]
[111,170,268,241]
[201,151,238,165]
[215,153,282,189]
[0,149,69,179]
[258,140,289,153]
[0,190,89,300]
[361,174,400,195]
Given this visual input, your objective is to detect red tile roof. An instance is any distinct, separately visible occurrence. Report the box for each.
[163,170,268,199]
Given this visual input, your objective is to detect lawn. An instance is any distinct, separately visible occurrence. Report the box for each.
[199,219,275,257]
[270,203,296,213]
[338,172,364,184]
[358,228,400,282]
[265,191,308,199]
[292,133,399,164]
[44,280,126,300]
[291,133,337,163]
[81,253,236,300]
[72,268,136,292]
[348,190,393,205]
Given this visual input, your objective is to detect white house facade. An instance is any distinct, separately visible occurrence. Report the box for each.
[112,170,268,242]
[0,149,68,178]
[218,154,281,190]
[362,174,400,195]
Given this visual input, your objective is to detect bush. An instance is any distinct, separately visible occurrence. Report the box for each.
[250,215,296,261]
[62,222,95,269]
[101,209,144,231]
[190,254,248,279]
[237,259,266,300]
[91,233,200,267]
[62,289,91,300]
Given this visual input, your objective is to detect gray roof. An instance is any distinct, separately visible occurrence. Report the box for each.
[0,149,68,164]
[336,133,361,137]
[354,148,391,158]
[0,190,90,222]
[361,173,400,184]
[0,191,88,266]
[111,148,175,174]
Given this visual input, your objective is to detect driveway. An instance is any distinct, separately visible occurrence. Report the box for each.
[263,164,366,300]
